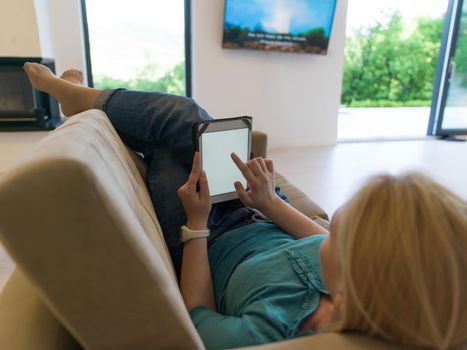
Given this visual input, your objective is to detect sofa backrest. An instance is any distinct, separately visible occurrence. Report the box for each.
[0,110,203,350]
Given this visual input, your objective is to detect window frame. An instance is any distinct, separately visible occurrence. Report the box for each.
[428,0,467,136]
[80,0,192,97]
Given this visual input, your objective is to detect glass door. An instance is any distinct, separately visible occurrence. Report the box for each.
[339,0,447,140]
[429,0,467,137]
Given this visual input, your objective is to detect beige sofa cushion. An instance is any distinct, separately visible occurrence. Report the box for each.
[0,269,81,350]
[0,110,203,350]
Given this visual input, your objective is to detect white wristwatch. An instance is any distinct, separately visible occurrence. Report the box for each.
[180,225,210,243]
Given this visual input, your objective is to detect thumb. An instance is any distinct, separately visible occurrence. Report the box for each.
[199,171,210,200]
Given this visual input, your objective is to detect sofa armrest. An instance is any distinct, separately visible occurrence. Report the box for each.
[0,269,81,350]
[252,130,268,158]
[275,172,329,223]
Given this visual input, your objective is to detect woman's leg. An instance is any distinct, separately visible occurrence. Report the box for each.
[99,89,212,164]
[24,62,212,161]
[146,145,191,277]
[23,62,102,117]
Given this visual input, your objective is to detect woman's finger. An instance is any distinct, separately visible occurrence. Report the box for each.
[265,159,274,174]
[187,152,201,188]
[231,153,255,181]
[199,171,210,201]
[234,181,253,207]
[248,159,264,178]
[257,157,268,173]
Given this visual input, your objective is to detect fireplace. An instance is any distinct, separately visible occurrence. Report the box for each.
[0,57,60,131]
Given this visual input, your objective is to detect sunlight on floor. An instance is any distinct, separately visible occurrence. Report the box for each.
[338,107,431,140]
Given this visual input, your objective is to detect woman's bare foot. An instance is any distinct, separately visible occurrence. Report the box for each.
[23,62,58,94]
[23,62,101,117]
[60,69,83,85]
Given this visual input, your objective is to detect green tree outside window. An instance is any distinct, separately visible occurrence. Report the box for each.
[342,12,444,108]
[94,61,185,96]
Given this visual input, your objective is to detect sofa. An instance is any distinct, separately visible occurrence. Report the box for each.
[0,110,404,350]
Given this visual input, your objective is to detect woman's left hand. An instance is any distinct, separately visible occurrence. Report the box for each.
[178,152,212,230]
[231,153,280,213]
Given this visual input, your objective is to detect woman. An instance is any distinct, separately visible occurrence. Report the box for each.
[24,62,467,350]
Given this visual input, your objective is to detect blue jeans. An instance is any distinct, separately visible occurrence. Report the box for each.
[95,89,255,278]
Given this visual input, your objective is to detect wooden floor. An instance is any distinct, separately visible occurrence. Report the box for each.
[269,138,467,216]
[1,138,466,293]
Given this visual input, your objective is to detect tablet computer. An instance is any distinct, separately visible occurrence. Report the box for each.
[193,116,252,204]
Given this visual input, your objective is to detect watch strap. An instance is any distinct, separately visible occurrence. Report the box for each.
[180,225,210,243]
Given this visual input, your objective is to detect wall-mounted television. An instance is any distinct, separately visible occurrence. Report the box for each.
[223,0,337,55]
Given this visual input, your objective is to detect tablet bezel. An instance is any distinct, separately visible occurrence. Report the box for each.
[194,116,252,204]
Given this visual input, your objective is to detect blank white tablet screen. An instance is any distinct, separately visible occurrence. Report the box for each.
[201,128,249,196]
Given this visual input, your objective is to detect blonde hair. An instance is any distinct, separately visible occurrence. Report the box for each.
[333,172,467,349]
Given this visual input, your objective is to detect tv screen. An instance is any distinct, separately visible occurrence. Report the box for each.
[223,0,337,55]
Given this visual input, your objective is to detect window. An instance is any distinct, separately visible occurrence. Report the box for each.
[339,0,448,140]
[81,0,191,96]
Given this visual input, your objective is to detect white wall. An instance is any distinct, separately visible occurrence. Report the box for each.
[192,0,348,149]
[0,0,88,83]
[43,0,87,81]
[2,0,347,148]
[33,0,54,57]
[34,0,88,83]
[0,0,42,56]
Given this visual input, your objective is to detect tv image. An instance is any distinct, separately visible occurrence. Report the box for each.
[223,0,337,54]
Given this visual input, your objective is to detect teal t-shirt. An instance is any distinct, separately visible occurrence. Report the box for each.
[189,222,328,349]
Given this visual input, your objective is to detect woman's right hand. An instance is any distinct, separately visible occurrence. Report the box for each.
[231,153,280,213]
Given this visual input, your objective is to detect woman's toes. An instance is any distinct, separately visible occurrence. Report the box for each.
[60,69,84,85]
[23,62,56,92]
[23,62,41,81]
[24,62,53,77]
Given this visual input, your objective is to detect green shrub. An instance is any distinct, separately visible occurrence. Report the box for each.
[347,99,432,108]
[94,62,185,96]
[342,12,443,108]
